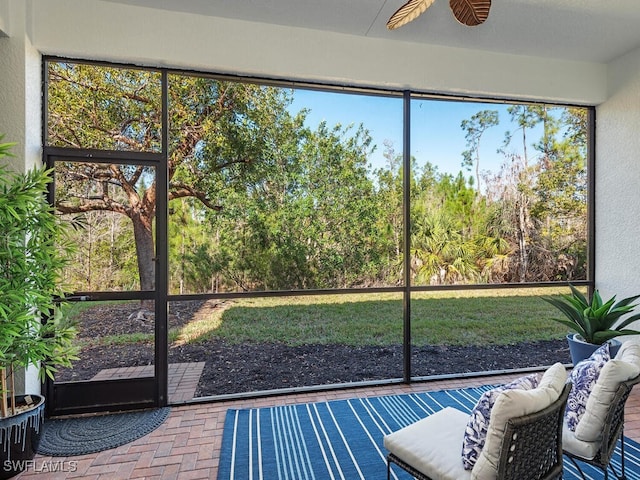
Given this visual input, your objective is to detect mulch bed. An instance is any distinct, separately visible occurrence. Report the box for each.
[56,300,571,397]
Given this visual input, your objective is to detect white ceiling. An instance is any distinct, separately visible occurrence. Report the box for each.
[102,0,640,64]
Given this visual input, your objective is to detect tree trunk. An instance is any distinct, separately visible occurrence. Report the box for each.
[517,193,529,282]
[131,212,155,292]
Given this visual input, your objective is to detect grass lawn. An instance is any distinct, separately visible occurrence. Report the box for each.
[63,287,574,348]
[174,287,572,347]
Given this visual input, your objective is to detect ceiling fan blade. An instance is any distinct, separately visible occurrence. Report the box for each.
[387,0,436,30]
[449,0,491,26]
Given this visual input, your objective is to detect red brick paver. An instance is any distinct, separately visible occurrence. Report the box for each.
[92,362,206,403]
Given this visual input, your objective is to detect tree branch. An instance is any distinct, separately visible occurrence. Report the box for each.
[169,182,222,211]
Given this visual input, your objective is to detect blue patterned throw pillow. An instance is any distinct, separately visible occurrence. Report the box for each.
[461,374,539,470]
[565,342,610,431]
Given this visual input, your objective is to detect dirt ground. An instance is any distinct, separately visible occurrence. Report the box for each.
[55,300,571,396]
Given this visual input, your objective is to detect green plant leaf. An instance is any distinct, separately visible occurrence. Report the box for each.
[612,294,640,310]
[542,284,640,344]
[569,284,589,307]
[591,289,604,309]
[592,330,640,344]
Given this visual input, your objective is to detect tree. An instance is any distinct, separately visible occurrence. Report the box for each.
[531,108,587,280]
[48,63,306,292]
[223,121,381,290]
[48,62,391,294]
[500,105,547,168]
[498,105,545,281]
[410,165,509,285]
[371,141,405,284]
[483,105,588,282]
[461,110,499,194]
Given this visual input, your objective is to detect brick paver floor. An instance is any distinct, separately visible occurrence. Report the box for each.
[91,362,206,403]
[14,372,640,479]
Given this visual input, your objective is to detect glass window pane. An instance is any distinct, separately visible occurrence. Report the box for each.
[410,287,572,378]
[54,161,156,292]
[410,99,588,286]
[47,61,162,152]
[168,76,404,293]
[168,293,403,397]
[55,300,155,383]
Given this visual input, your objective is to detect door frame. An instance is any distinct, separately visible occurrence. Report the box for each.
[44,148,169,416]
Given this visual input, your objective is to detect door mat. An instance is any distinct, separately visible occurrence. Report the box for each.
[37,407,170,457]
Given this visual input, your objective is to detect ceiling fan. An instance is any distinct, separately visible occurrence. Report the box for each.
[387,0,491,29]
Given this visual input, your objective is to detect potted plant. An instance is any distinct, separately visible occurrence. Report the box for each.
[542,284,640,364]
[0,137,78,479]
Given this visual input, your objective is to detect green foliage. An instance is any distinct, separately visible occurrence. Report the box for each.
[0,138,78,417]
[46,61,589,293]
[542,284,640,344]
[461,109,499,191]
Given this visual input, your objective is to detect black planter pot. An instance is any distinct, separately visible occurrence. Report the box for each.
[0,394,45,480]
[567,333,621,365]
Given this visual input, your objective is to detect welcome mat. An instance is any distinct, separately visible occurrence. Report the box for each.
[38,407,171,457]
[218,386,640,479]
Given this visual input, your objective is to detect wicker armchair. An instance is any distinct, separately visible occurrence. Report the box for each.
[384,377,571,480]
[563,374,640,480]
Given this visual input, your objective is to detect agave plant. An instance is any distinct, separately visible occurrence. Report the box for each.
[543,284,640,345]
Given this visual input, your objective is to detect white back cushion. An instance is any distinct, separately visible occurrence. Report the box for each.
[574,341,640,442]
[471,362,567,480]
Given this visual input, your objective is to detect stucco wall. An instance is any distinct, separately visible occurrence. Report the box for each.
[0,0,41,174]
[27,0,606,105]
[595,47,640,300]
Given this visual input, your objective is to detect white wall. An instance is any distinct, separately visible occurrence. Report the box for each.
[0,0,41,174]
[0,0,42,395]
[27,0,606,105]
[0,0,8,36]
[595,47,640,300]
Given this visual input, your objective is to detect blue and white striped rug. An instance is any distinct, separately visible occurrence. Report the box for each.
[217,385,640,479]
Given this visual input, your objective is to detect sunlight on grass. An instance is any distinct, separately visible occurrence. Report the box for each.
[64,287,575,348]
[169,287,573,347]
[172,307,225,345]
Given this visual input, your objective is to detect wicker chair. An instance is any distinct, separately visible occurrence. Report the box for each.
[563,374,640,480]
[384,380,571,480]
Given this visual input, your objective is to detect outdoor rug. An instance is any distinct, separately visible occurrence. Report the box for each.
[218,386,640,479]
[37,407,171,456]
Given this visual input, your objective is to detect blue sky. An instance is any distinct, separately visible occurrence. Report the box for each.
[289,88,545,179]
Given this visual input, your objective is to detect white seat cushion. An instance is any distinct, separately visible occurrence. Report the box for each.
[384,363,567,480]
[384,406,471,480]
[563,425,599,460]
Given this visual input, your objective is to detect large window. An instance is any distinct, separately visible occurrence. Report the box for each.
[166,77,405,293]
[409,99,587,286]
[45,59,590,401]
